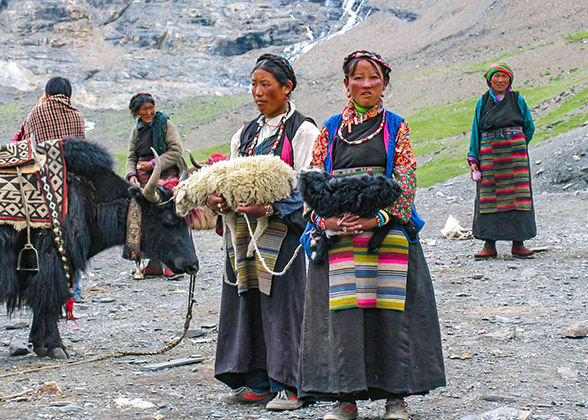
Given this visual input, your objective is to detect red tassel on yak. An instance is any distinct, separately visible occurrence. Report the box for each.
[65,298,76,322]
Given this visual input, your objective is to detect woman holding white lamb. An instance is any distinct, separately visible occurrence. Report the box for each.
[207,54,319,411]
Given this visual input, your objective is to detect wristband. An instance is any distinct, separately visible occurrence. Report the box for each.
[376,210,390,227]
[264,203,274,217]
[315,215,326,230]
[380,210,390,225]
[310,211,325,230]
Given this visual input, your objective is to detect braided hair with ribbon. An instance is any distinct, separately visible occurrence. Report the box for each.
[252,53,297,95]
[343,50,392,85]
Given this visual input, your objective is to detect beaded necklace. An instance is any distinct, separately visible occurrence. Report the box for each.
[337,111,385,145]
[247,106,290,156]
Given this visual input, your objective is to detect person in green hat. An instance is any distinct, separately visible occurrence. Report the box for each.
[467,62,537,260]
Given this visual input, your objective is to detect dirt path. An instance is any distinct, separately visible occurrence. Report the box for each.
[2,119,588,420]
[1,185,587,420]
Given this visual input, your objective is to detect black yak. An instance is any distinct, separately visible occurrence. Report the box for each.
[0,138,198,359]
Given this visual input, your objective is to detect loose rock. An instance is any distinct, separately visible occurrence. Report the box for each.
[557,366,579,379]
[460,406,531,420]
[564,320,588,338]
[8,339,29,356]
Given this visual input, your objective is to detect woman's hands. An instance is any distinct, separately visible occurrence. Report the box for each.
[236,203,266,219]
[323,213,379,235]
[206,193,230,213]
[205,196,267,219]
[470,162,481,181]
[128,175,140,186]
[137,161,153,173]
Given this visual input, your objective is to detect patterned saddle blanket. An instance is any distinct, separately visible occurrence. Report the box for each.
[0,139,67,230]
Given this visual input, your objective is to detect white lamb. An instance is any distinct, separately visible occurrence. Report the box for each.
[174,155,297,258]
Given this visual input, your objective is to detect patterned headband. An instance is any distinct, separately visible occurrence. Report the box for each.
[343,50,392,73]
[484,62,514,87]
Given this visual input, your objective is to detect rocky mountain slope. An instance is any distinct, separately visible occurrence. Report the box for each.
[1,0,587,180]
[2,0,585,110]
[0,0,378,108]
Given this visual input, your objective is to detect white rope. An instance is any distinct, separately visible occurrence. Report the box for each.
[223,212,303,284]
[221,212,303,287]
[241,213,303,276]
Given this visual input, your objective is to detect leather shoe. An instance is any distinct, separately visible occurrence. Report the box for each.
[474,247,497,260]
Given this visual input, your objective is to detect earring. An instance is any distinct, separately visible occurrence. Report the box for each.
[347,90,351,98]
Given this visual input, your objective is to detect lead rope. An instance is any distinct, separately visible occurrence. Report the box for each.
[0,271,197,380]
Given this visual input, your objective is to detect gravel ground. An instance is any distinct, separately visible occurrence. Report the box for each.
[1,129,587,420]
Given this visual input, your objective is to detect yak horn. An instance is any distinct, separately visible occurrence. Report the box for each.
[178,153,189,181]
[187,150,202,169]
[142,147,162,203]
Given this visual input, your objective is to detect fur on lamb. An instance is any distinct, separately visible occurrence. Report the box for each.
[297,168,403,263]
[175,155,297,258]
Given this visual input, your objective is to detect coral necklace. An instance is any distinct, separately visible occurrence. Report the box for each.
[338,112,385,145]
[247,106,290,156]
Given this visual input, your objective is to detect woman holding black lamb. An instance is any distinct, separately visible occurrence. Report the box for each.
[297,50,445,420]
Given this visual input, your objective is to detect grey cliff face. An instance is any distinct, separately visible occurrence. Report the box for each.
[0,1,374,99]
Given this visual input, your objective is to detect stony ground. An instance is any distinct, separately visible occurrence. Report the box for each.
[1,129,587,420]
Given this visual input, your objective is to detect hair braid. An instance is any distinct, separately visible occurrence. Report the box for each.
[253,53,297,91]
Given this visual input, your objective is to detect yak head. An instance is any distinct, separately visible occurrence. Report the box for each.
[129,149,199,275]
[61,138,198,275]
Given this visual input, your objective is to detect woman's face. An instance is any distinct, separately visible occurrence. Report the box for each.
[136,102,155,124]
[251,69,291,118]
[344,59,386,109]
[490,71,511,94]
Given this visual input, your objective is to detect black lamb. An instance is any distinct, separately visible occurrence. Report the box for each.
[298,168,404,263]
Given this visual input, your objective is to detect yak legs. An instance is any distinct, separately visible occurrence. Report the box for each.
[29,309,69,359]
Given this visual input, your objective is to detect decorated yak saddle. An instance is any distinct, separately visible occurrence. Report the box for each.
[0,138,68,230]
[0,138,69,272]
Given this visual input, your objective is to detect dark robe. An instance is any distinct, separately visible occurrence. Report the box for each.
[298,114,446,401]
[214,113,308,390]
[473,91,536,241]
